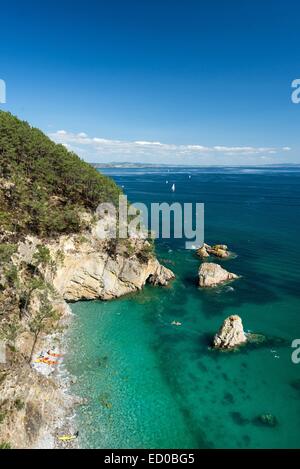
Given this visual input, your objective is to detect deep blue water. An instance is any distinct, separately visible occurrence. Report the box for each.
[65,166,300,448]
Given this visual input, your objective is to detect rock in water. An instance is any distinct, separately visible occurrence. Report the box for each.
[196,245,210,259]
[213,315,247,349]
[211,247,229,259]
[254,413,278,427]
[147,264,174,286]
[196,243,230,259]
[213,244,228,251]
[198,262,239,287]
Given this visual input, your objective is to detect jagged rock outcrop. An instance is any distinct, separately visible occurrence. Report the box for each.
[198,262,239,287]
[213,315,247,349]
[52,246,174,301]
[197,243,230,259]
[147,263,174,286]
[197,245,210,259]
[15,219,175,302]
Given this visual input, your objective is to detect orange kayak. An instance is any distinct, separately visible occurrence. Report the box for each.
[35,358,58,365]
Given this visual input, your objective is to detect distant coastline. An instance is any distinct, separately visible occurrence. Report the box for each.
[91,162,300,169]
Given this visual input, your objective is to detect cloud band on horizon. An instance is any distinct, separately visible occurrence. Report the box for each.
[49,130,292,165]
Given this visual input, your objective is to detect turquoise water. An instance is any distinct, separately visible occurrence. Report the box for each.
[65,167,300,448]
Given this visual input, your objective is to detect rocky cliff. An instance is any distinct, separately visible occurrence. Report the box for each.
[16,217,174,302]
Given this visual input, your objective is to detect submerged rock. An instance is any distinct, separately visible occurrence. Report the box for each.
[254,413,278,428]
[98,393,112,409]
[290,378,300,392]
[230,411,250,426]
[198,262,239,288]
[246,333,266,345]
[213,315,247,349]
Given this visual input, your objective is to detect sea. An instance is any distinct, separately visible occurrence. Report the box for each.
[64,166,300,448]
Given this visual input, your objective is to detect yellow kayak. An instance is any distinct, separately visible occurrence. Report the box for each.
[58,435,77,442]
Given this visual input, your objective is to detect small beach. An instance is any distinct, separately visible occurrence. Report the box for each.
[29,306,80,449]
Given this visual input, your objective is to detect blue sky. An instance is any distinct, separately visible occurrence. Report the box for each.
[0,0,299,164]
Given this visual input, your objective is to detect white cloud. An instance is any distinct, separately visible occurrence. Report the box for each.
[135,141,164,146]
[48,130,292,165]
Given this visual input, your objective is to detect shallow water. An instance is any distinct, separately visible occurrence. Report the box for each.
[65,167,300,448]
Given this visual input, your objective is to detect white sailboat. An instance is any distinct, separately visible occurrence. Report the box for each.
[171,183,175,192]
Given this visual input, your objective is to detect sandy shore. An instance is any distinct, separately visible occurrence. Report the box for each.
[29,304,82,449]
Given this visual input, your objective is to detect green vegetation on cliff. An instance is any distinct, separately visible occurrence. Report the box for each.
[0,111,121,238]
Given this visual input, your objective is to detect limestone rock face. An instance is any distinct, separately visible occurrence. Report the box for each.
[52,245,174,301]
[213,315,247,349]
[16,219,175,302]
[198,262,239,288]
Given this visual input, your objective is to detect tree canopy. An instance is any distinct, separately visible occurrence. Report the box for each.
[0,111,121,237]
